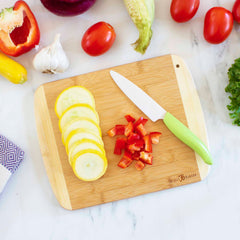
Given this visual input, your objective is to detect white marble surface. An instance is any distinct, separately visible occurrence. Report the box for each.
[0,0,240,239]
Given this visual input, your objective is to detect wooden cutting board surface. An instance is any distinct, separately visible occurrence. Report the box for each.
[34,55,210,210]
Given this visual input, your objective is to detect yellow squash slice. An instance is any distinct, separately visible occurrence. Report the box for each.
[59,104,99,131]
[71,149,107,181]
[62,117,101,144]
[65,129,103,154]
[68,139,105,165]
[55,86,95,118]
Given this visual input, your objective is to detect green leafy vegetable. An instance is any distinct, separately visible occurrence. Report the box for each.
[225,58,240,126]
[124,0,155,54]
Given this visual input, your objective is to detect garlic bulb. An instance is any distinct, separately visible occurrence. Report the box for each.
[33,34,69,74]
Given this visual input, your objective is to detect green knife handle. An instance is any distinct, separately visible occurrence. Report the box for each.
[163,112,212,165]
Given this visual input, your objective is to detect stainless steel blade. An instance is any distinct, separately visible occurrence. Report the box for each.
[110,71,167,122]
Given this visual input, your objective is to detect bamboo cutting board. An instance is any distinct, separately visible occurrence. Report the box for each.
[34,55,210,210]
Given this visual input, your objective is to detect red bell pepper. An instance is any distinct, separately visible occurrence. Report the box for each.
[114,137,127,155]
[143,135,152,153]
[127,132,140,144]
[135,161,145,170]
[123,150,132,161]
[125,114,136,123]
[140,151,153,165]
[133,117,148,129]
[0,1,40,57]
[132,151,140,161]
[127,143,141,153]
[107,127,116,137]
[150,132,162,144]
[124,121,133,137]
[118,157,133,168]
[136,123,147,137]
[115,125,125,135]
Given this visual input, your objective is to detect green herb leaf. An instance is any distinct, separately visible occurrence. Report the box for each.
[225,58,240,126]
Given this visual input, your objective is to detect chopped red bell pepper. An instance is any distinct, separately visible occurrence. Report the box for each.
[123,150,132,161]
[108,114,162,171]
[143,135,152,153]
[118,157,133,168]
[135,161,145,170]
[140,151,153,165]
[125,114,136,123]
[150,132,162,144]
[127,132,140,144]
[127,143,141,152]
[107,127,116,137]
[134,139,145,148]
[114,137,127,155]
[124,121,133,137]
[133,117,148,129]
[107,125,126,137]
[136,123,147,137]
[132,151,140,161]
[115,125,125,135]
[0,1,40,57]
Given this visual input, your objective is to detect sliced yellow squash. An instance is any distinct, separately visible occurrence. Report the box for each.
[59,104,99,131]
[61,117,102,144]
[65,129,103,154]
[71,149,107,181]
[68,139,105,165]
[55,86,95,118]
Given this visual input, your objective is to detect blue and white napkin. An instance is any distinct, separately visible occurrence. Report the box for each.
[0,135,24,193]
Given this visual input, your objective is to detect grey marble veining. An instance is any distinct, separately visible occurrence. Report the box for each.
[0,0,240,239]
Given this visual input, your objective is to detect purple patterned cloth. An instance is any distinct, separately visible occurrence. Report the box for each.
[0,135,24,193]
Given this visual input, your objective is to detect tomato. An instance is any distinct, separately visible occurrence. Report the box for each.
[233,0,240,23]
[204,7,233,44]
[81,22,116,56]
[170,0,200,23]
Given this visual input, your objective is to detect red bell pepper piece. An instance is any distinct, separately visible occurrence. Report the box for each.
[134,139,145,148]
[125,114,136,123]
[132,151,140,161]
[124,121,133,137]
[107,127,116,137]
[107,125,126,137]
[114,137,127,155]
[127,143,141,152]
[136,123,147,137]
[123,150,132,161]
[0,1,40,57]
[140,151,153,165]
[135,161,145,170]
[127,132,140,144]
[115,125,125,135]
[150,132,162,144]
[143,135,152,153]
[133,117,148,129]
[118,157,133,168]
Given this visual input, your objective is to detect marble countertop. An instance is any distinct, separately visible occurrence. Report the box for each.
[1,0,240,239]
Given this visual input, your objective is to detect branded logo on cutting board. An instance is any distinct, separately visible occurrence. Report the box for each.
[168,173,197,183]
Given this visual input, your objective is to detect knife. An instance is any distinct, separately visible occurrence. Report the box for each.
[110,70,212,165]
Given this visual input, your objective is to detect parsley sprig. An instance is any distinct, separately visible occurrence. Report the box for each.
[225,58,240,126]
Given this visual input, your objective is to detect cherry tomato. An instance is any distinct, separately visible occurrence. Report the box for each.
[232,0,240,23]
[204,7,233,44]
[170,0,200,23]
[81,22,116,56]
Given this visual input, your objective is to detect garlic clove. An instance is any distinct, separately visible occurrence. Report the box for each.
[33,34,69,74]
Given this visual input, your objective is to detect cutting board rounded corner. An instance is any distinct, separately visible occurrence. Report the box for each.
[171,54,210,180]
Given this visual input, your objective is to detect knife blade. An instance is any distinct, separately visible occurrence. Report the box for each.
[110,70,213,165]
